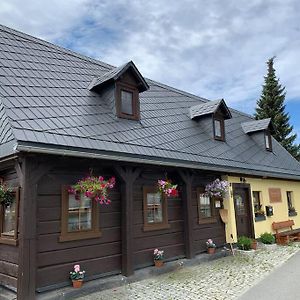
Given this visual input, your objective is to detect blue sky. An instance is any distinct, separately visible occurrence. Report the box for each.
[1,0,300,141]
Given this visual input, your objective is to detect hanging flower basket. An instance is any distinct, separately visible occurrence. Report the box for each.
[0,183,14,208]
[158,179,178,197]
[68,176,115,204]
[205,179,229,198]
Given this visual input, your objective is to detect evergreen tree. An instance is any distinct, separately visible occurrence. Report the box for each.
[255,57,300,160]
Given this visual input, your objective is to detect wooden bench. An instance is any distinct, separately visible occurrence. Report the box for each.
[272,220,300,245]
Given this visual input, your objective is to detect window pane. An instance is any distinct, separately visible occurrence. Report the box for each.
[68,194,92,232]
[121,90,133,115]
[265,134,270,149]
[287,191,293,209]
[146,193,163,223]
[234,194,245,215]
[214,119,222,137]
[2,200,16,236]
[252,191,261,212]
[199,194,212,218]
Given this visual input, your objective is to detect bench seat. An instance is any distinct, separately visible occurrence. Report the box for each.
[272,220,300,245]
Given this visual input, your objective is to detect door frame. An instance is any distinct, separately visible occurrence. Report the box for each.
[232,183,255,238]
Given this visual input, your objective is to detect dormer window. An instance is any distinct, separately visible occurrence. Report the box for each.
[265,131,272,151]
[116,83,139,120]
[213,117,225,141]
[241,118,274,152]
[88,61,149,121]
[189,99,232,142]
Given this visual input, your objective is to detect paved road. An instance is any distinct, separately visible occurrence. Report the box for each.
[239,250,300,300]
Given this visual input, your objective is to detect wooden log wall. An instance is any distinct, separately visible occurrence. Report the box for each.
[192,174,226,253]
[132,169,185,269]
[9,154,226,293]
[35,164,122,290]
[0,168,19,289]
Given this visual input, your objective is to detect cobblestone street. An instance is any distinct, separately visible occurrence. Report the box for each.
[79,244,300,300]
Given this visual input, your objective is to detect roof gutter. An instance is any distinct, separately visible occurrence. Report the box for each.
[16,143,300,181]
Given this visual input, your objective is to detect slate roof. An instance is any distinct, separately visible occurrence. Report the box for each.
[1,24,300,180]
[189,99,232,120]
[242,118,273,134]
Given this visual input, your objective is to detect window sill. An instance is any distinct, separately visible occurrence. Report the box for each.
[255,215,266,222]
[289,211,297,217]
[59,231,102,242]
[0,237,18,246]
[143,223,171,232]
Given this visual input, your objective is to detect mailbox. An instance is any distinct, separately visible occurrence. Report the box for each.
[266,205,273,217]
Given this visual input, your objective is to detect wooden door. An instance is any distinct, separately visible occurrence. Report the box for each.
[233,184,254,238]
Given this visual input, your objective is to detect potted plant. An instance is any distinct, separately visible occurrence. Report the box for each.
[153,248,164,267]
[206,239,216,254]
[0,182,14,208]
[259,232,275,244]
[70,264,85,288]
[68,175,115,204]
[205,179,229,199]
[237,236,252,251]
[158,179,178,197]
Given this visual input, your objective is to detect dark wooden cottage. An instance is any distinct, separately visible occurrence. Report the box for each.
[1,24,300,299]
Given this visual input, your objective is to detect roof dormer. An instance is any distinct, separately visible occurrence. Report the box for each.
[89,61,149,120]
[190,99,232,141]
[242,118,274,151]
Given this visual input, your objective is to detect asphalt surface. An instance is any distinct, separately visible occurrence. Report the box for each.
[239,250,300,300]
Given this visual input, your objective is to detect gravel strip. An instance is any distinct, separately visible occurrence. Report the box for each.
[79,243,300,300]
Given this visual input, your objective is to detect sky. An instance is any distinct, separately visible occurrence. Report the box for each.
[1,0,300,141]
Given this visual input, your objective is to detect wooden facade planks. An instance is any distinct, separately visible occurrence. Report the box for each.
[0,155,227,295]
[0,167,19,289]
[35,164,122,290]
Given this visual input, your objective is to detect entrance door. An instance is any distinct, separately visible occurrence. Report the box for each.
[233,184,254,238]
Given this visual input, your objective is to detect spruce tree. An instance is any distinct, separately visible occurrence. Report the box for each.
[255,57,300,160]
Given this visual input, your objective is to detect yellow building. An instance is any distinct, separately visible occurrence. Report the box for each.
[223,175,300,242]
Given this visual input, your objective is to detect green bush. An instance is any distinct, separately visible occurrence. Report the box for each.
[259,232,275,244]
[237,236,252,251]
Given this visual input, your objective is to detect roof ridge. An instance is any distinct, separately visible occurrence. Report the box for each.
[0,24,114,71]
[146,78,209,103]
[146,78,254,120]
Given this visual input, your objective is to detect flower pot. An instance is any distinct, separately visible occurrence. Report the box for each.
[72,280,83,288]
[251,240,258,250]
[207,247,216,254]
[154,260,164,267]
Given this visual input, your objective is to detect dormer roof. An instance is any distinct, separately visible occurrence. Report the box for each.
[242,118,273,134]
[88,61,149,92]
[189,99,232,120]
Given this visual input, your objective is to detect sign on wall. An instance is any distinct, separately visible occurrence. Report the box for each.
[269,188,282,203]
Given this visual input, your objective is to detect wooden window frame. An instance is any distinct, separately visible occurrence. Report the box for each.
[143,186,170,232]
[0,187,20,246]
[59,186,101,242]
[116,82,140,120]
[264,130,272,151]
[213,116,225,141]
[197,187,217,224]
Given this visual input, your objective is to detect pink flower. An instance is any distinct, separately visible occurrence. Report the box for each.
[74,264,80,273]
